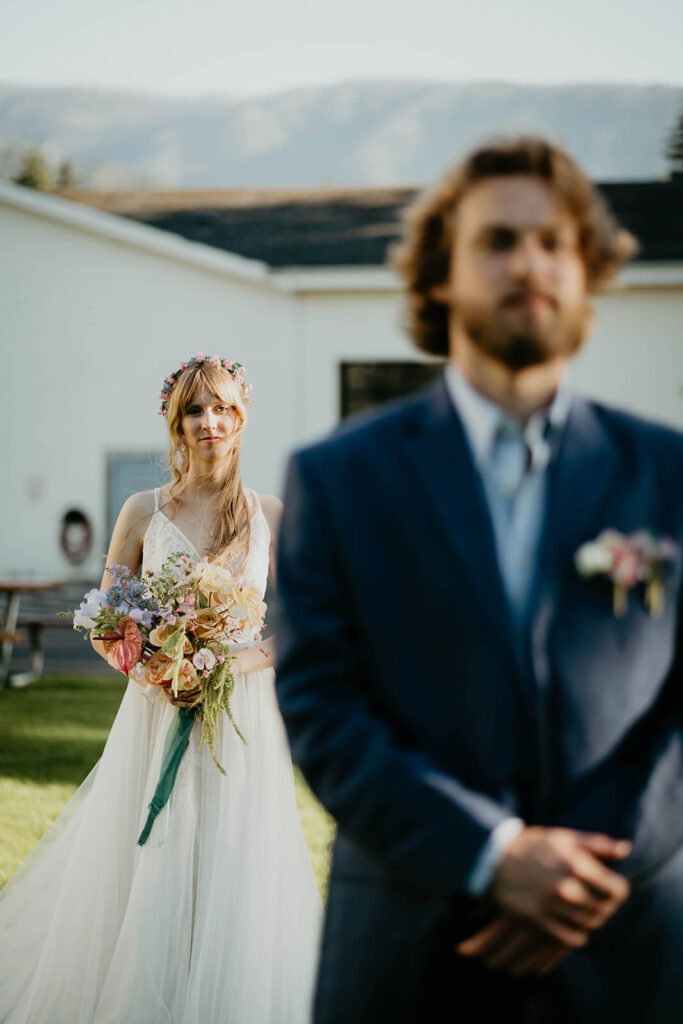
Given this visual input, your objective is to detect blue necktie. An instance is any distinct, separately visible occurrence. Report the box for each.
[491,419,528,516]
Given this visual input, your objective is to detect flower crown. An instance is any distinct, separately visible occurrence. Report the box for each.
[158,353,252,417]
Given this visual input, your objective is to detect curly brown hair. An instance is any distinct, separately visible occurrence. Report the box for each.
[390,136,638,357]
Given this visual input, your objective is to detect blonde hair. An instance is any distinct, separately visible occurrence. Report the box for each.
[164,360,251,567]
[391,136,638,357]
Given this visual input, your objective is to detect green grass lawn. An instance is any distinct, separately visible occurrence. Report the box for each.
[0,675,335,895]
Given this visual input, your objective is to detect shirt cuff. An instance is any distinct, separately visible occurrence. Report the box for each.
[465,817,525,897]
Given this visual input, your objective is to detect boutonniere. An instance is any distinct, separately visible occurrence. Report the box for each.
[575,530,679,618]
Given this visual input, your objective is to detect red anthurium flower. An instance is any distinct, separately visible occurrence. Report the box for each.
[100,616,143,673]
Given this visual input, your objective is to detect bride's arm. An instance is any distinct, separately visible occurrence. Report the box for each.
[231,493,282,675]
[90,491,154,666]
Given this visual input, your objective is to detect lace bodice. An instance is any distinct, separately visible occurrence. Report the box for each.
[142,487,271,603]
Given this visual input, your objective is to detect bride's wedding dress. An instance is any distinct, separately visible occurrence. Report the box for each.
[0,489,322,1024]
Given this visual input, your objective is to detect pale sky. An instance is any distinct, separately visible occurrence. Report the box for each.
[1,0,680,98]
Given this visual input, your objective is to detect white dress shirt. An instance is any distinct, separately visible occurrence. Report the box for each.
[444,365,572,895]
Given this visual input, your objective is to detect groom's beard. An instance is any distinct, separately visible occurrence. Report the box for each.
[455,293,591,371]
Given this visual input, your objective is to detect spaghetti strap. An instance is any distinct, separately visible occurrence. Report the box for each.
[153,487,160,512]
[248,490,270,538]
[249,488,263,516]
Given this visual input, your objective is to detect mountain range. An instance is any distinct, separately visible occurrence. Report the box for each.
[0,79,681,187]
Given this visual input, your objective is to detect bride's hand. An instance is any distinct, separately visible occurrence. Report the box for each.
[158,684,203,709]
[127,666,149,689]
[228,649,259,674]
[229,640,275,675]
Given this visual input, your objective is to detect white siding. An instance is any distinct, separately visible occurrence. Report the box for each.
[1,201,299,577]
[571,289,683,427]
[298,289,421,440]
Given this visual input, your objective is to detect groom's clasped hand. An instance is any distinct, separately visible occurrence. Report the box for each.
[458,826,632,976]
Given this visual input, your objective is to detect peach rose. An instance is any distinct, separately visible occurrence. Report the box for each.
[150,622,193,654]
[193,563,235,605]
[226,582,266,626]
[192,607,225,640]
[144,650,174,687]
[149,623,177,647]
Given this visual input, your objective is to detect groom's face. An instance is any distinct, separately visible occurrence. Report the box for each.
[444,175,591,370]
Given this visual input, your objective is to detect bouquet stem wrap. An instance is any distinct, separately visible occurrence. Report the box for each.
[137,707,196,846]
[137,651,246,846]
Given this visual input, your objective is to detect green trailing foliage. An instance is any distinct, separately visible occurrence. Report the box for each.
[198,649,246,775]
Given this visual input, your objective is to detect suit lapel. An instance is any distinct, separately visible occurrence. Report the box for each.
[403,377,533,701]
[403,380,622,711]
[529,396,622,691]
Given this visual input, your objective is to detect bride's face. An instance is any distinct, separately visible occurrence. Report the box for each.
[181,388,240,462]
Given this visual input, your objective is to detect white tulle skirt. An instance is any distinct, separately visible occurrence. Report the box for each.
[0,670,322,1024]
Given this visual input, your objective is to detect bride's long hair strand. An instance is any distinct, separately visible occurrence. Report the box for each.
[164,361,251,568]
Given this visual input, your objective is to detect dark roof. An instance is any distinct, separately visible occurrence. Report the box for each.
[64,181,683,268]
[600,181,683,263]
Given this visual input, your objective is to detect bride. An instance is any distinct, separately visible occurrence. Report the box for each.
[0,354,322,1024]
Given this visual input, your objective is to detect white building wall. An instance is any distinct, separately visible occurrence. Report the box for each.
[298,289,423,440]
[1,200,300,578]
[570,288,683,428]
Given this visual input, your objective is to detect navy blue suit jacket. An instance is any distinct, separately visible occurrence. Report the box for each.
[275,376,683,1019]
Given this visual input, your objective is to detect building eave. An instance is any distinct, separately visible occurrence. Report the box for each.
[0,179,272,288]
[616,263,683,289]
[270,262,683,294]
[269,266,399,293]
[4,181,683,294]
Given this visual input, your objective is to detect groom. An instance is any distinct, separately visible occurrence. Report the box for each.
[275,137,683,1022]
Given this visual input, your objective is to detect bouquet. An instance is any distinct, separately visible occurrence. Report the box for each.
[72,552,266,843]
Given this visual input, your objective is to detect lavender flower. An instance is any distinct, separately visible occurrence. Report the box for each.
[73,588,108,630]
[129,608,153,626]
[73,606,97,630]
[107,563,133,584]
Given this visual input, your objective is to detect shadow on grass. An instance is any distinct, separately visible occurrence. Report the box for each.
[0,675,127,786]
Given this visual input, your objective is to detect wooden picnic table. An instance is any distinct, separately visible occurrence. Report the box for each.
[0,579,69,689]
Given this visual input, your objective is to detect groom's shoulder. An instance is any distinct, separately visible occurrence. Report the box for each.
[292,382,434,470]
[587,398,683,467]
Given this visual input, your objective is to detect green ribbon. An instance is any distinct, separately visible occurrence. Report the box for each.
[137,707,197,846]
